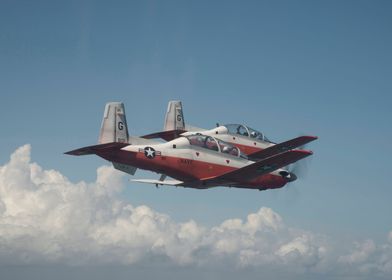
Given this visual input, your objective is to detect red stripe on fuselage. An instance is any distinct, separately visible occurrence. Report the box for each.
[96,150,287,189]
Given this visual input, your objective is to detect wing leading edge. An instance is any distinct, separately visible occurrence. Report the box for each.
[141,129,187,141]
[248,136,318,160]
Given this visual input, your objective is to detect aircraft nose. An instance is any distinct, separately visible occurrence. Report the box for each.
[279,170,297,182]
[287,172,297,182]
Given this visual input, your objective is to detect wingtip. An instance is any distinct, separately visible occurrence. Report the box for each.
[304,135,318,141]
[64,150,80,156]
[293,149,313,156]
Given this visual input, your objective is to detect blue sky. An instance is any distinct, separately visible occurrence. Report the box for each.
[1,1,392,279]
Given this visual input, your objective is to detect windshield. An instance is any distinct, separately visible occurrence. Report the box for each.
[225,124,249,137]
[224,124,271,142]
[247,126,271,142]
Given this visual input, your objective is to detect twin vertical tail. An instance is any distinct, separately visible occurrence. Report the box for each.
[163,101,185,131]
[97,102,137,175]
[140,101,187,141]
[64,102,130,156]
[99,102,129,144]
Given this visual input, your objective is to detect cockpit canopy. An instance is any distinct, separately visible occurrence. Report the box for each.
[186,134,247,158]
[224,124,271,142]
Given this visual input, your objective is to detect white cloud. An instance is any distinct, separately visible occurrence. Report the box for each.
[337,238,392,276]
[339,239,376,264]
[0,145,391,279]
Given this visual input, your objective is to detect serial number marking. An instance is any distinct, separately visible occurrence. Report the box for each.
[178,159,193,165]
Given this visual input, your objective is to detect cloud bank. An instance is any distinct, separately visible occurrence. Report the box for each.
[0,145,391,279]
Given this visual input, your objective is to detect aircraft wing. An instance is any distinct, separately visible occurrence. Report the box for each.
[203,150,313,185]
[248,136,318,160]
[130,179,184,186]
[141,129,187,141]
[64,142,129,156]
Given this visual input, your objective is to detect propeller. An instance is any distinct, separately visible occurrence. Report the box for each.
[278,157,311,183]
[288,156,311,178]
[279,135,317,204]
[279,141,312,183]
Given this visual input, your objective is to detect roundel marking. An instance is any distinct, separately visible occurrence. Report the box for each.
[144,147,156,159]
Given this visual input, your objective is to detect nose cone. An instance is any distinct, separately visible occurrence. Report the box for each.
[286,172,297,182]
[279,170,297,183]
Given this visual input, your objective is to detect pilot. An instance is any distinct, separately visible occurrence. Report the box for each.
[250,131,258,138]
[222,146,230,153]
[237,126,248,136]
[229,147,239,156]
[205,138,218,151]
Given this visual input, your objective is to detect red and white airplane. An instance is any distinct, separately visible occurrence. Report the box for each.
[143,101,318,161]
[65,102,315,191]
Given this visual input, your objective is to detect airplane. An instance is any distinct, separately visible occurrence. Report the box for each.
[142,101,318,161]
[65,102,315,191]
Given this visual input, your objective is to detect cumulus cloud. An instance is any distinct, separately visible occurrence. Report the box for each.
[339,239,376,265]
[0,145,323,267]
[337,237,392,277]
[0,145,391,279]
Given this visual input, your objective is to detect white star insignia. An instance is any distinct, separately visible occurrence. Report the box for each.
[145,147,155,158]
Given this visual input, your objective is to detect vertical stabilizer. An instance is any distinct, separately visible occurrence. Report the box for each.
[163,101,185,131]
[98,102,129,144]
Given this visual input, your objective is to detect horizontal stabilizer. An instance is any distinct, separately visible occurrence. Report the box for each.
[64,142,129,156]
[113,162,137,175]
[130,179,184,186]
[128,136,161,145]
[204,150,313,184]
[141,129,187,141]
[248,136,318,160]
[185,124,206,132]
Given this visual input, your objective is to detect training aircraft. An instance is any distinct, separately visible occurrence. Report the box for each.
[142,101,317,161]
[65,102,315,190]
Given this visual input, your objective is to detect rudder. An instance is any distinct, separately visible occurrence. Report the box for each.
[98,102,129,144]
[163,101,185,131]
